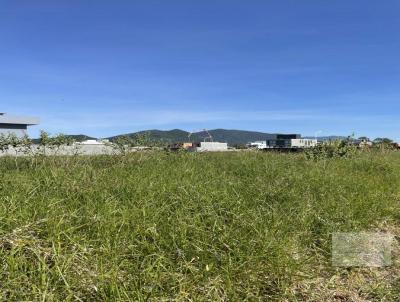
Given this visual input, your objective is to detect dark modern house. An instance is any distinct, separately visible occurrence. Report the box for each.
[247,134,317,150]
[0,113,39,137]
[265,134,301,148]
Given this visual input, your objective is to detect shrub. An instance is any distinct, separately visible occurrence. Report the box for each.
[305,139,358,160]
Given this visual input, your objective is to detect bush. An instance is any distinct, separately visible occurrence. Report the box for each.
[305,139,358,160]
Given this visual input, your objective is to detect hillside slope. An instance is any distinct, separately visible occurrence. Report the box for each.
[108,129,277,145]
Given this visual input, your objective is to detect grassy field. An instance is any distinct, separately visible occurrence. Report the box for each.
[0,151,399,301]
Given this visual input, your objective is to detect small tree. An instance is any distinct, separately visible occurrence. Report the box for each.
[20,134,33,154]
[38,130,51,156]
[109,132,154,155]
[50,133,75,155]
[36,131,75,156]
[374,137,393,144]
[373,137,395,151]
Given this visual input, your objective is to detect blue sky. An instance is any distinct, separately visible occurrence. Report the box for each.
[1,1,399,140]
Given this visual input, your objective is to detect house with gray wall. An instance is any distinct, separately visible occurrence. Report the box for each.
[0,113,39,137]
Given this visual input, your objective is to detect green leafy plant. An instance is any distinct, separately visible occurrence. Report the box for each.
[109,132,156,155]
[305,139,358,160]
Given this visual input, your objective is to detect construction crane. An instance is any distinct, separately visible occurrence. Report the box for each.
[188,129,213,142]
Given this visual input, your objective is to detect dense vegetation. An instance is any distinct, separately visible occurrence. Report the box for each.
[0,151,399,301]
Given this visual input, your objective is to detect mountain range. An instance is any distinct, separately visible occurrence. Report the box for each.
[59,129,343,145]
[108,129,274,145]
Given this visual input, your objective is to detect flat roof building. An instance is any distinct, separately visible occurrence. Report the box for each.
[247,134,317,150]
[0,113,40,138]
[195,141,228,152]
[265,134,301,148]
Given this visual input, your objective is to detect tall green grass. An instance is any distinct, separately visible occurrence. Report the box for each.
[0,151,399,301]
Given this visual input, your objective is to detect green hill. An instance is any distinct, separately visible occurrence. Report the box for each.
[108,129,190,143]
[108,129,278,145]
[208,129,273,144]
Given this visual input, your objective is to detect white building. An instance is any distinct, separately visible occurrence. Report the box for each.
[0,112,39,138]
[78,139,109,145]
[247,141,267,149]
[290,139,318,148]
[247,136,317,150]
[195,142,228,152]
